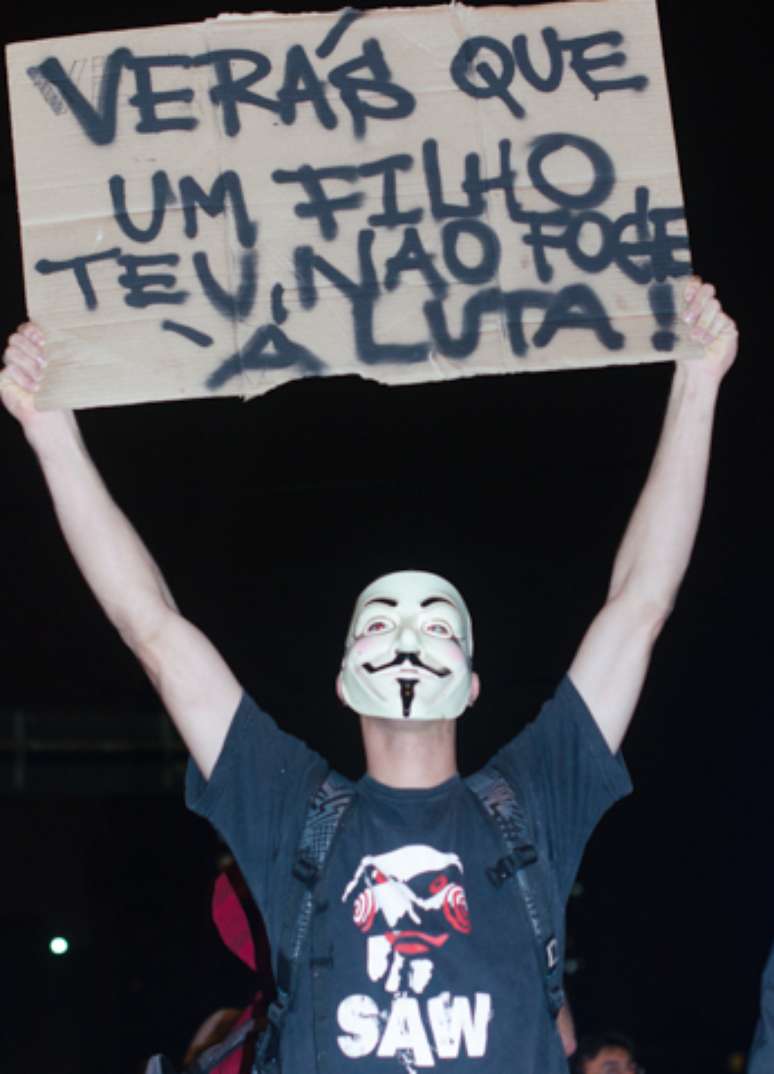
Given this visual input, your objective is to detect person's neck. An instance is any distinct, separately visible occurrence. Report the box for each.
[359,715,458,789]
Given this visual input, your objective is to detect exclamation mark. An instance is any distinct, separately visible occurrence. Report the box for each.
[649,282,677,352]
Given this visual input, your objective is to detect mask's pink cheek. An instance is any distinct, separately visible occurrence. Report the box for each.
[353,634,393,658]
[443,646,466,666]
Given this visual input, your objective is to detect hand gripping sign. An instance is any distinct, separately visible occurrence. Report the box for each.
[5,1,701,410]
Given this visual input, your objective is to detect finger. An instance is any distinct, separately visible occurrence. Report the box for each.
[5,336,45,374]
[722,315,739,338]
[702,309,729,342]
[7,360,40,393]
[716,315,739,348]
[682,282,715,326]
[7,331,45,367]
[686,282,715,324]
[18,322,46,349]
[3,339,44,390]
[689,297,721,342]
[696,297,720,331]
[682,275,703,305]
[707,310,738,342]
[700,311,739,368]
[4,360,39,393]
[4,345,44,385]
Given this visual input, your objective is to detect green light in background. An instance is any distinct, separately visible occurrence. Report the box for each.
[49,936,69,956]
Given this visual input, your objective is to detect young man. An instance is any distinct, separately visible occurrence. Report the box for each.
[572,1032,638,1074]
[1,279,736,1072]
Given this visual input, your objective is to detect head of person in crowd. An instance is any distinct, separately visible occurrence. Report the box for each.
[573,1032,640,1074]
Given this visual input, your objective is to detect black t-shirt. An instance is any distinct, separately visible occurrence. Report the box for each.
[187,676,631,1073]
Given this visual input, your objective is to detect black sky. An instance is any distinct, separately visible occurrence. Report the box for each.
[1,4,771,1073]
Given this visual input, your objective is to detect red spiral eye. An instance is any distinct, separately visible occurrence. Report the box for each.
[372,869,387,884]
[353,888,377,932]
[443,885,471,934]
[429,874,449,894]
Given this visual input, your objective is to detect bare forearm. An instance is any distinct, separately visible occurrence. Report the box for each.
[608,360,721,613]
[568,367,719,753]
[569,279,736,751]
[27,413,176,647]
[3,327,241,775]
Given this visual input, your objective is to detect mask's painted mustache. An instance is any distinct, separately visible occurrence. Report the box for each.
[363,651,452,678]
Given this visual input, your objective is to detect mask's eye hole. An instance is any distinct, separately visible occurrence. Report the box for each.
[424,621,453,638]
[364,619,392,635]
[429,874,448,894]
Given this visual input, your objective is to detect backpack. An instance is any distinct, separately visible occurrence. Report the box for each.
[254,764,564,1073]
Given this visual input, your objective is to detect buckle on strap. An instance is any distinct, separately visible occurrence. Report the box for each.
[266,991,289,1029]
[486,858,513,887]
[546,936,559,970]
[486,845,538,887]
[292,853,320,885]
[256,1005,282,1065]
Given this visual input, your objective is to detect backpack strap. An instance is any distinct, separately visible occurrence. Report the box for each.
[255,769,355,1072]
[466,765,565,1019]
[145,1014,258,1074]
[185,1016,257,1074]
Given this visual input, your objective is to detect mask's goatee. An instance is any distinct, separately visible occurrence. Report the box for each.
[398,678,417,718]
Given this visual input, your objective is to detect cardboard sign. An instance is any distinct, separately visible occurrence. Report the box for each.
[5,2,699,409]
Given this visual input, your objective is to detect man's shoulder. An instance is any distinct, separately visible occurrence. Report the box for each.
[488,674,632,812]
[489,676,580,764]
[186,690,332,821]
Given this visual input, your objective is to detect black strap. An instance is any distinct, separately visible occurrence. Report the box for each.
[144,1016,258,1074]
[144,1057,177,1074]
[185,1017,257,1074]
[257,770,355,1072]
[309,880,337,1073]
[466,766,565,1019]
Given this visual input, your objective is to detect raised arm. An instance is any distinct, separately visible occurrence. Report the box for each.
[1,323,241,777]
[569,278,738,752]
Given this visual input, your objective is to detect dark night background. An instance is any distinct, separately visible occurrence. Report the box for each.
[0,3,769,1072]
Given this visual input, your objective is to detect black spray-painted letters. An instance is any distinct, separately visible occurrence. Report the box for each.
[27,11,687,390]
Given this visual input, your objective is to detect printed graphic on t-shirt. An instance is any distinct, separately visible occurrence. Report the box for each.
[337,843,492,1070]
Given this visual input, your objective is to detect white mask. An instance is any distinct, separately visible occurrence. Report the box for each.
[337,570,478,721]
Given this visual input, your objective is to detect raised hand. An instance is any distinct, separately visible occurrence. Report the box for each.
[682,276,738,380]
[1,322,74,440]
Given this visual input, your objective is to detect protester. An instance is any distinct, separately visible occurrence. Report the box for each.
[2,278,736,1072]
[573,1032,639,1074]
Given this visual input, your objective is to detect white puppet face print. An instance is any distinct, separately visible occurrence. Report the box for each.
[341,843,472,996]
[337,571,478,721]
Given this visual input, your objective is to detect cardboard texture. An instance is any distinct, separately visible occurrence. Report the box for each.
[5,1,699,409]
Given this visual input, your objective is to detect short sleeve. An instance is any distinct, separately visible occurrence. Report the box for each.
[493,675,632,901]
[186,692,328,916]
